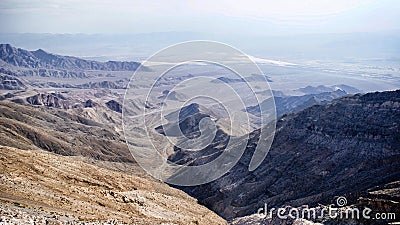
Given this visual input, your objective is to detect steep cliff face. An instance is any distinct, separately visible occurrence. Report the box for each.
[173,90,400,219]
[0,74,26,90]
[106,100,123,113]
[26,93,70,109]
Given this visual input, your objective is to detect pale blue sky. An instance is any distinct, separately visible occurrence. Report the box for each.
[0,0,399,34]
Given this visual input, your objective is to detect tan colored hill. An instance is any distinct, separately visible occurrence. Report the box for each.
[0,99,226,224]
[0,99,131,162]
[0,145,226,224]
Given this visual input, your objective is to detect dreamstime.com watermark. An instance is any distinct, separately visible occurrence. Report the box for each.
[256,197,396,221]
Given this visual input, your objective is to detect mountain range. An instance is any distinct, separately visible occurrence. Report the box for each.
[0,43,141,71]
[0,43,145,78]
[0,43,399,224]
[168,90,400,220]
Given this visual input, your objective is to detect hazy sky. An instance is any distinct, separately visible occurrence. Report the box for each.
[0,0,399,35]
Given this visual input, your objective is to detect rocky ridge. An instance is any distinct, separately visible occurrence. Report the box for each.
[0,44,144,78]
[174,90,400,220]
[0,44,141,71]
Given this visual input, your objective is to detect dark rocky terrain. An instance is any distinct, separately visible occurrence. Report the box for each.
[0,74,27,90]
[156,103,231,166]
[25,92,73,109]
[156,103,220,138]
[106,99,123,113]
[171,90,400,220]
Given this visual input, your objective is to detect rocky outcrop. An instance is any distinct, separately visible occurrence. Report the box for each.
[156,103,230,166]
[26,93,72,109]
[156,103,215,138]
[84,99,98,108]
[0,74,26,90]
[106,100,122,113]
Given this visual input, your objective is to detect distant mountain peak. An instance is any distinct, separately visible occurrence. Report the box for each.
[32,48,49,56]
[164,102,216,122]
[296,84,361,95]
[33,48,46,53]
